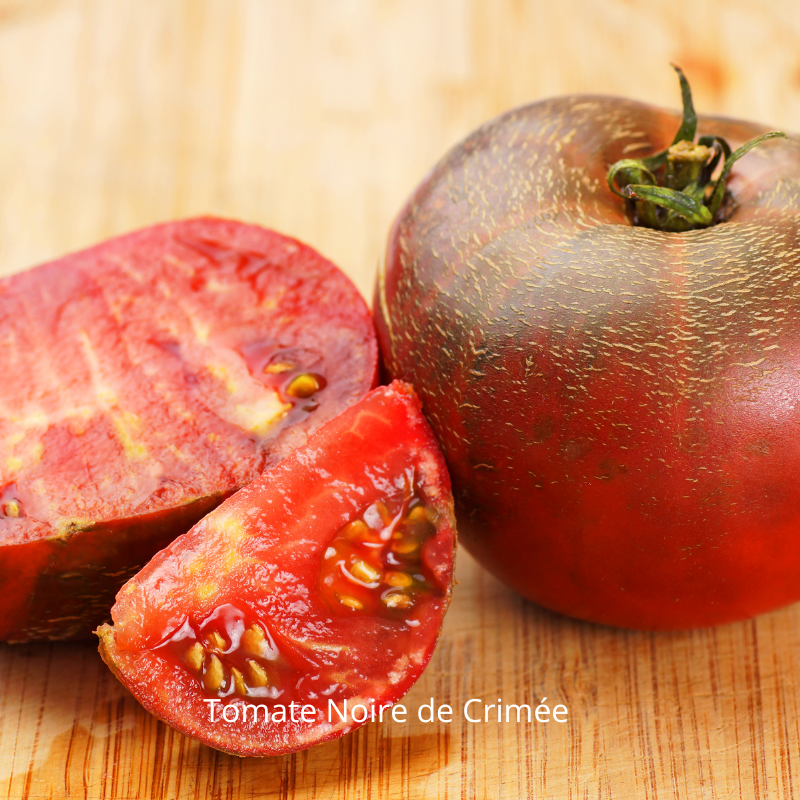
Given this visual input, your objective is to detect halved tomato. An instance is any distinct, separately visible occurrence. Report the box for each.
[96,382,456,756]
[0,217,377,641]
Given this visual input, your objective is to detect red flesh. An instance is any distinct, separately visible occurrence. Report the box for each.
[0,217,377,641]
[97,382,456,756]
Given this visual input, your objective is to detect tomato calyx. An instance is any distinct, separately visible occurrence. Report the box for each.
[607,65,786,232]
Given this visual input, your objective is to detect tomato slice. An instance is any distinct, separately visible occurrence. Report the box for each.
[96,382,456,756]
[0,217,377,642]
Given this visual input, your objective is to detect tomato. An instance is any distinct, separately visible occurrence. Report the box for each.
[0,217,377,642]
[375,72,800,629]
[96,382,456,756]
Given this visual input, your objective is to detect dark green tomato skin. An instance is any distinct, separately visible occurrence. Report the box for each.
[375,95,800,630]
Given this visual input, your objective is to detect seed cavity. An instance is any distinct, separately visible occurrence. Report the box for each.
[163,606,280,699]
[320,490,437,617]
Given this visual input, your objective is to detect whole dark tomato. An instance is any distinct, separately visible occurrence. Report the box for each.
[375,68,800,630]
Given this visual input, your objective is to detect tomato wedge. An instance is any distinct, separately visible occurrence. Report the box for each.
[0,217,377,642]
[96,382,456,756]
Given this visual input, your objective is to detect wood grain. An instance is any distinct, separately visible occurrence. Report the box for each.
[1,1,800,797]
[4,551,800,798]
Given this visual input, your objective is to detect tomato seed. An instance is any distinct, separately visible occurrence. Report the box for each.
[245,659,269,687]
[231,667,248,696]
[241,624,266,657]
[263,361,295,374]
[375,501,392,526]
[204,654,225,693]
[405,505,428,524]
[185,642,205,672]
[2,500,21,518]
[350,560,381,583]
[382,590,413,609]
[342,519,369,540]
[391,539,420,556]
[339,595,364,610]
[385,571,413,588]
[286,373,324,398]
[206,631,226,651]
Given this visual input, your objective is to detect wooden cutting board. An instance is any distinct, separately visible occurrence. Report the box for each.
[2,1,800,797]
[3,550,800,798]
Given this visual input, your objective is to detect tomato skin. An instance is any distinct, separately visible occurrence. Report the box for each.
[97,382,456,757]
[376,96,800,630]
[0,217,377,642]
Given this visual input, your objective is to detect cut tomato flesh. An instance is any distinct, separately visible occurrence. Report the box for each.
[0,217,377,641]
[97,382,456,756]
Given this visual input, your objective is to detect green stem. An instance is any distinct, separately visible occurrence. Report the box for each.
[669,65,698,147]
[606,66,787,232]
[623,184,712,230]
[706,131,787,218]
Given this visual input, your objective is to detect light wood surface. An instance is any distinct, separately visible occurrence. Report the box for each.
[2,1,800,798]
